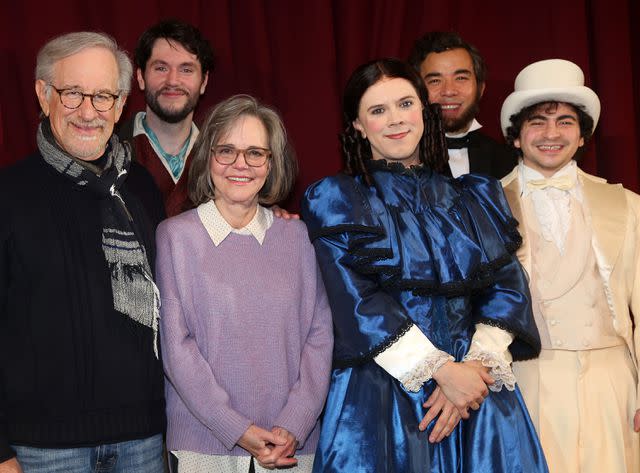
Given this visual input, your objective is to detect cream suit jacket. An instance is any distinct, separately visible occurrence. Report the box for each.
[501,165,640,407]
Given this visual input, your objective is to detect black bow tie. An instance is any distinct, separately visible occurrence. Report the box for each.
[446,135,470,150]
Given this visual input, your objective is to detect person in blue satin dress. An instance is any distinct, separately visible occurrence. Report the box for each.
[301,59,548,472]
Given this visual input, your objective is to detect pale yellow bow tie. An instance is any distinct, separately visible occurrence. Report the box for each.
[526,175,575,191]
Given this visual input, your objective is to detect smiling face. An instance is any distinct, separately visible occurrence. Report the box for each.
[353,77,424,167]
[515,102,585,177]
[35,47,124,161]
[419,48,484,134]
[137,39,208,124]
[210,115,270,212]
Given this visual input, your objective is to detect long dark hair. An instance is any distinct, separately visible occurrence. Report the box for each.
[340,58,448,184]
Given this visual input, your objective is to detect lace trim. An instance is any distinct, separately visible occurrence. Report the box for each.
[333,319,414,368]
[311,225,520,298]
[365,158,432,176]
[462,350,516,392]
[406,252,516,297]
[308,223,385,242]
[474,317,541,362]
[399,351,454,393]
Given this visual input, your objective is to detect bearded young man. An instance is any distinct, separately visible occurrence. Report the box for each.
[118,19,214,216]
[409,32,516,178]
[501,58,640,473]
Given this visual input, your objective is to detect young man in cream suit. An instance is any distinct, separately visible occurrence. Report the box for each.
[500,58,640,472]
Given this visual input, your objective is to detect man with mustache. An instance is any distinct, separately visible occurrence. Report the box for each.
[409,32,516,178]
[501,59,640,472]
[118,19,213,215]
[0,32,165,473]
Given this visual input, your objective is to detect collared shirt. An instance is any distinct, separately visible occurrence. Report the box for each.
[133,111,199,183]
[197,199,274,246]
[518,160,582,254]
[446,118,482,178]
[176,202,312,473]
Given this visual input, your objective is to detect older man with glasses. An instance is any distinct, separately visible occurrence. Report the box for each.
[0,32,165,473]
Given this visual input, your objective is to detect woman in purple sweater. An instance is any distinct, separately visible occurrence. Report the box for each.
[156,94,333,473]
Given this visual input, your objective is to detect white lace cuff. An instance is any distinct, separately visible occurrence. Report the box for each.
[399,350,454,392]
[463,350,516,392]
[374,325,453,392]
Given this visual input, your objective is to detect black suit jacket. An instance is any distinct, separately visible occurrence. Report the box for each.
[462,129,517,179]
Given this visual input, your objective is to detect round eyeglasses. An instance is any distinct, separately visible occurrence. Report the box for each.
[212,145,271,167]
[48,84,120,112]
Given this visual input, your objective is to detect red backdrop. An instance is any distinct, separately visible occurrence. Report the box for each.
[2,0,639,210]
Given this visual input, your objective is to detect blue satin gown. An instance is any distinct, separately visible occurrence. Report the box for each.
[301,160,548,473]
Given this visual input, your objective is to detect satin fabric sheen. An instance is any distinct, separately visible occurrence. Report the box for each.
[302,161,548,473]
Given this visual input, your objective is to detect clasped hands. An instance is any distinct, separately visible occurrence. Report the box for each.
[419,360,494,443]
[237,424,298,470]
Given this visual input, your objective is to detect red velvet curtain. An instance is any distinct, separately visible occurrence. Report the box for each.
[2,0,639,209]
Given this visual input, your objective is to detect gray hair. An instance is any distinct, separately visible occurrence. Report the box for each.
[35,31,133,100]
[189,94,297,207]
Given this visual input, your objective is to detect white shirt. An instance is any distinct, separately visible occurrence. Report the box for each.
[197,200,273,246]
[518,160,581,254]
[446,119,483,178]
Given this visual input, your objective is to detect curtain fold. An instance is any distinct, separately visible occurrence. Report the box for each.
[2,0,638,208]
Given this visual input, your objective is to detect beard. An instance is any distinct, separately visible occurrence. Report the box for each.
[442,91,482,134]
[145,87,199,124]
[60,117,110,161]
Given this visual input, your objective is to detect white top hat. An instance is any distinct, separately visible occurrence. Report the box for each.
[500,59,600,136]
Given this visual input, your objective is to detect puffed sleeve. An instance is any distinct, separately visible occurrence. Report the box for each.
[302,176,452,392]
[456,174,541,361]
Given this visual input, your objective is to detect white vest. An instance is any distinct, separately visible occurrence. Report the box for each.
[524,197,623,350]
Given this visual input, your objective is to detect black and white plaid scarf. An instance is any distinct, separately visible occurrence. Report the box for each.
[37,119,159,355]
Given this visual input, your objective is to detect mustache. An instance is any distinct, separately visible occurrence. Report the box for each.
[68,118,106,127]
[155,86,190,98]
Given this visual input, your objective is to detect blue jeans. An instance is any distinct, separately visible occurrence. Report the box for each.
[12,434,165,473]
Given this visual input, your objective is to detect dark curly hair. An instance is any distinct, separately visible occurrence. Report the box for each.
[134,19,214,75]
[505,101,594,156]
[341,58,449,184]
[408,31,486,86]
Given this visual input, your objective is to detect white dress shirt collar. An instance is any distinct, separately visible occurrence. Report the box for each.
[446,119,483,177]
[445,118,482,139]
[197,200,274,247]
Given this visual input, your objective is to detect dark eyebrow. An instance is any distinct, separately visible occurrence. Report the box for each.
[527,114,548,122]
[557,114,578,121]
[366,103,385,112]
[424,69,472,80]
[149,59,198,68]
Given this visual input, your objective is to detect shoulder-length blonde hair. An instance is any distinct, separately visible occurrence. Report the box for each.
[188,94,297,206]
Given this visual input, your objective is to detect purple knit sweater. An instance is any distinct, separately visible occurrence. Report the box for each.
[156,209,333,456]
